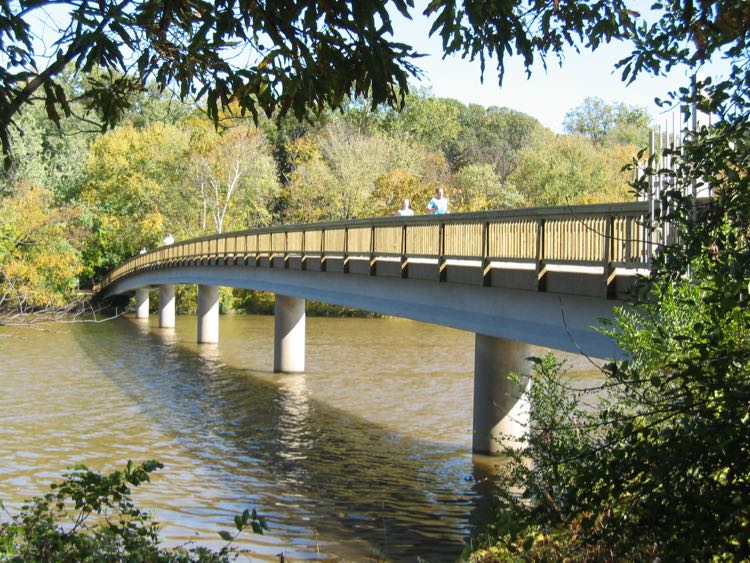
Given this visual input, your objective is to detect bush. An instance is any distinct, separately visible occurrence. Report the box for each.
[0,461,267,562]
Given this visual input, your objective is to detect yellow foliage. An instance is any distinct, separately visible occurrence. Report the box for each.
[372,168,437,215]
[0,184,82,309]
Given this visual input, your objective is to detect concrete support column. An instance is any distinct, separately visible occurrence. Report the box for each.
[159,284,176,328]
[135,288,150,319]
[274,294,305,373]
[197,285,219,344]
[472,334,533,454]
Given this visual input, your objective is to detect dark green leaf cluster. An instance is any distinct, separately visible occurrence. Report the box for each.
[0,0,426,173]
[0,460,267,562]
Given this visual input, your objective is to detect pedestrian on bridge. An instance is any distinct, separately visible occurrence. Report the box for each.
[396,198,415,216]
[427,188,448,215]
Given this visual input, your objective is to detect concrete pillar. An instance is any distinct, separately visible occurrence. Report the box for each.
[472,334,533,454]
[159,284,176,328]
[197,285,219,344]
[135,288,150,319]
[274,294,305,373]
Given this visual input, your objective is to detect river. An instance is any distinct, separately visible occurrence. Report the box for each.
[0,314,599,561]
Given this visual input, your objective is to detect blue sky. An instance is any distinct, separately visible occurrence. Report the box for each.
[389,7,721,132]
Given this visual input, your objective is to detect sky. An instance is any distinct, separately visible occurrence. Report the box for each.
[389,7,718,132]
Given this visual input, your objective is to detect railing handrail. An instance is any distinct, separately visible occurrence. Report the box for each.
[165,200,650,243]
[95,200,656,296]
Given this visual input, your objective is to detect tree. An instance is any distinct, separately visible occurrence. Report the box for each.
[0,0,424,174]
[79,123,190,281]
[508,132,632,206]
[383,91,465,161]
[185,122,280,234]
[563,96,651,146]
[449,164,524,211]
[284,122,446,221]
[0,0,635,176]
[0,184,82,312]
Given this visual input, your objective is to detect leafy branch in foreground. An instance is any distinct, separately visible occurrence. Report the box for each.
[0,461,267,562]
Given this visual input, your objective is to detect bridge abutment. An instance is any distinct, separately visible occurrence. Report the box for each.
[274,294,306,373]
[159,284,176,328]
[197,285,219,343]
[135,288,150,319]
[472,334,532,454]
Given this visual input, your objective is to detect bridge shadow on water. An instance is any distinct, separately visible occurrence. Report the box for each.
[73,316,502,561]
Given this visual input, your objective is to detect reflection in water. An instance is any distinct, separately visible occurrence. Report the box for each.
[0,315,602,560]
[277,374,312,462]
[158,327,179,347]
[134,316,151,334]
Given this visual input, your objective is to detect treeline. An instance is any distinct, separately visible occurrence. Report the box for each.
[0,82,649,312]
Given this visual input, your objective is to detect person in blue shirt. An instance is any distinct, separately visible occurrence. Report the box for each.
[427,188,448,214]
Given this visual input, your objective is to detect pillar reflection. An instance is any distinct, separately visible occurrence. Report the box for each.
[197,342,221,364]
[276,373,312,467]
[158,327,179,347]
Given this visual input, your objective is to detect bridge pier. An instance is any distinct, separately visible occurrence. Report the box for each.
[159,284,176,328]
[472,335,532,454]
[197,285,219,343]
[274,294,305,373]
[135,288,150,319]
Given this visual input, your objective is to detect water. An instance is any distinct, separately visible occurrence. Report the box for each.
[0,314,601,561]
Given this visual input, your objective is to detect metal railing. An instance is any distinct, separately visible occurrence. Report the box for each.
[95,201,657,296]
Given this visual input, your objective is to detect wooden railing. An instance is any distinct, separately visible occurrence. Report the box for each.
[96,201,658,298]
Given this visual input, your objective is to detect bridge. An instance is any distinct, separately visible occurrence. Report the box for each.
[96,201,654,454]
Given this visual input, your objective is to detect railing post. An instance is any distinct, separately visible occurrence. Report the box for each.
[369,225,376,276]
[320,228,327,272]
[284,231,289,269]
[438,222,447,282]
[301,230,307,271]
[625,215,632,263]
[536,218,546,292]
[482,221,491,287]
[344,227,350,274]
[604,214,616,299]
[401,224,408,279]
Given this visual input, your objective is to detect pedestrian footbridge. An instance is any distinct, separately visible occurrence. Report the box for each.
[96,201,654,453]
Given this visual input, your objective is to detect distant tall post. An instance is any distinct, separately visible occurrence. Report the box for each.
[472,334,532,454]
[135,288,150,319]
[274,294,306,373]
[159,284,176,328]
[197,285,219,344]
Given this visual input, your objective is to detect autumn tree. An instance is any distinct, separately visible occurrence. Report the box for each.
[449,164,524,212]
[0,184,82,312]
[79,123,190,280]
[183,122,280,234]
[284,122,447,221]
[509,132,633,206]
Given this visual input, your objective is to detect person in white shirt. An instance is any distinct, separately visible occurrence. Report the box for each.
[163,233,175,245]
[396,198,415,216]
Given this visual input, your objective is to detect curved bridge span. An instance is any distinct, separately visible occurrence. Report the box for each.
[97,201,653,453]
